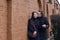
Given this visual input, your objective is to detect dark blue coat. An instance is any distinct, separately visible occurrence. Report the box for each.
[28,19,40,40]
[38,17,49,40]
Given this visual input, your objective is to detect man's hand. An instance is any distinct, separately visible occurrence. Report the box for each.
[42,24,47,28]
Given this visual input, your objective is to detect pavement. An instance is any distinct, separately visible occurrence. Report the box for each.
[47,34,54,40]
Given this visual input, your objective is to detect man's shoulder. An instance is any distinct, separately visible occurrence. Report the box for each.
[43,17,47,19]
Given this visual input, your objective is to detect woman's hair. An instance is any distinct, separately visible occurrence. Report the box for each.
[31,12,37,20]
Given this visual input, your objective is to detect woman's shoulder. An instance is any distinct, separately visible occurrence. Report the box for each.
[28,19,32,22]
[28,19,31,21]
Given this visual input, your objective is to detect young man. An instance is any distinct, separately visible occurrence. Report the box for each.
[37,11,49,40]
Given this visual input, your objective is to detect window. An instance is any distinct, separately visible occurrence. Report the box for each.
[46,4,49,16]
[46,4,48,14]
[49,0,52,3]
[56,3,58,9]
[52,9,54,14]
[55,3,58,9]
[37,0,42,9]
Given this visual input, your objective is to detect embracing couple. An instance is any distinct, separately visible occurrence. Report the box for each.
[28,11,49,40]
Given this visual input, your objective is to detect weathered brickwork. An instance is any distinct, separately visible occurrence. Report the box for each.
[0,0,60,40]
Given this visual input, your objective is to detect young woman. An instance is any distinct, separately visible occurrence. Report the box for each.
[28,12,40,40]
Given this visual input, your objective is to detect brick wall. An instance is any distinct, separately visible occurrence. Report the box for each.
[0,0,59,40]
[12,0,39,40]
[0,0,7,40]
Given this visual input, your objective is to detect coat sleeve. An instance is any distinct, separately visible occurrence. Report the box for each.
[44,17,49,29]
[28,19,35,33]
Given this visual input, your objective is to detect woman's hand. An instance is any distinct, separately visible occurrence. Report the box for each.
[33,31,37,37]
[42,24,47,28]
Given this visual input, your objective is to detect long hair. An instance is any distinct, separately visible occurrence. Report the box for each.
[31,12,36,21]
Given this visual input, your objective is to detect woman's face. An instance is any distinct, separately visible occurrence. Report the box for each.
[34,13,38,18]
[37,12,42,17]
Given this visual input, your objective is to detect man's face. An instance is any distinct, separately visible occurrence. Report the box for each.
[37,12,42,17]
